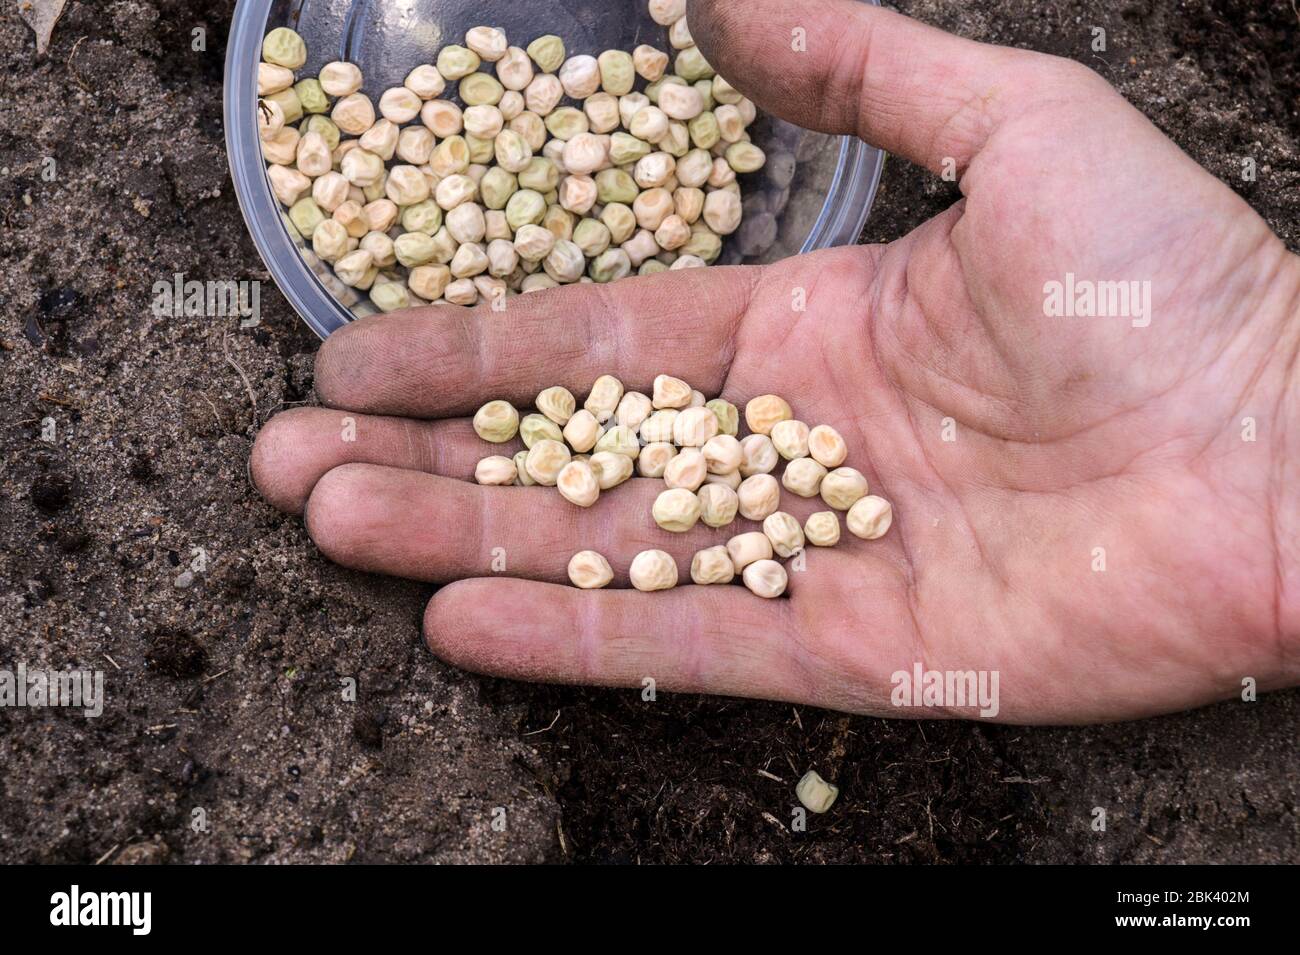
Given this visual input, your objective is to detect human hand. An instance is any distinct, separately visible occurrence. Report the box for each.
[251,0,1300,722]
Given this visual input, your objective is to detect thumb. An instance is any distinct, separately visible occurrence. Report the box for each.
[687,0,1105,175]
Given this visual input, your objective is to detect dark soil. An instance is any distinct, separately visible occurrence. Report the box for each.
[0,0,1296,864]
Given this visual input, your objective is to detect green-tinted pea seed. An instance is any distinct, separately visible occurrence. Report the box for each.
[600,203,637,244]
[573,218,611,258]
[480,167,519,210]
[294,79,329,114]
[609,132,651,166]
[262,28,307,69]
[301,114,340,151]
[521,413,563,447]
[288,197,325,238]
[505,189,547,231]
[688,111,720,150]
[266,87,303,124]
[545,107,589,141]
[460,72,504,106]
[526,35,566,73]
[464,133,494,163]
[518,157,559,192]
[401,199,444,234]
[674,46,715,81]
[595,168,639,205]
[639,259,669,276]
[706,399,739,436]
[597,50,635,96]
[437,45,481,80]
[589,248,632,283]
[726,141,767,173]
[370,280,410,312]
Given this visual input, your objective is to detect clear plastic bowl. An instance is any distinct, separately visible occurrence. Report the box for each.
[225,0,884,339]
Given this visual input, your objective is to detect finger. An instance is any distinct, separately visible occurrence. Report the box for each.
[314,267,757,418]
[303,462,835,585]
[689,0,1105,173]
[423,573,914,714]
[251,407,519,515]
[425,577,803,702]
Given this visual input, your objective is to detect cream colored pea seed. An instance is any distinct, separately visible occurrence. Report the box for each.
[807,424,848,468]
[649,0,687,27]
[563,409,601,452]
[701,434,742,475]
[583,375,624,423]
[763,511,805,558]
[333,93,376,135]
[513,450,535,485]
[588,451,634,489]
[745,394,793,436]
[630,549,678,592]
[498,47,534,90]
[557,460,601,507]
[847,495,893,540]
[664,448,707,492]
[634,45,669,81]
[737,473,780,521]
[559,55,601,99]
[525,439,572,486]
[639,409,678,444]
[804,511,841,547]
[691,545,735,585]
[536,386,576,425]
[738,434,778,477]
[652,374,693,409]
[697,483,739,528]
[782,457,828,498]
[616,391,654,431]
[770,419,810,460]
[796,771,839,813]
[465,26,507,62]
[672,406,719,447]
[820,467,868,511]
[258,63,295,96]
[743,559,787,599]
[726,532,772,572]
[653,487,701,533]
[638,442,677,478]
[568,550,614,589]
[476,455,517,485]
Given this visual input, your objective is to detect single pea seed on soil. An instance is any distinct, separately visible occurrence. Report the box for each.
[796,770,839,813]
[569,550,614,589]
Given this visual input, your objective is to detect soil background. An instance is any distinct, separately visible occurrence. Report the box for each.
[0,0,1296,864]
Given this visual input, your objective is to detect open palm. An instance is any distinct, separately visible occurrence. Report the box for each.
[252,0,1300,722]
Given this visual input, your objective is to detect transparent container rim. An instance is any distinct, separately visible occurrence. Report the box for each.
[224,0,885,340]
